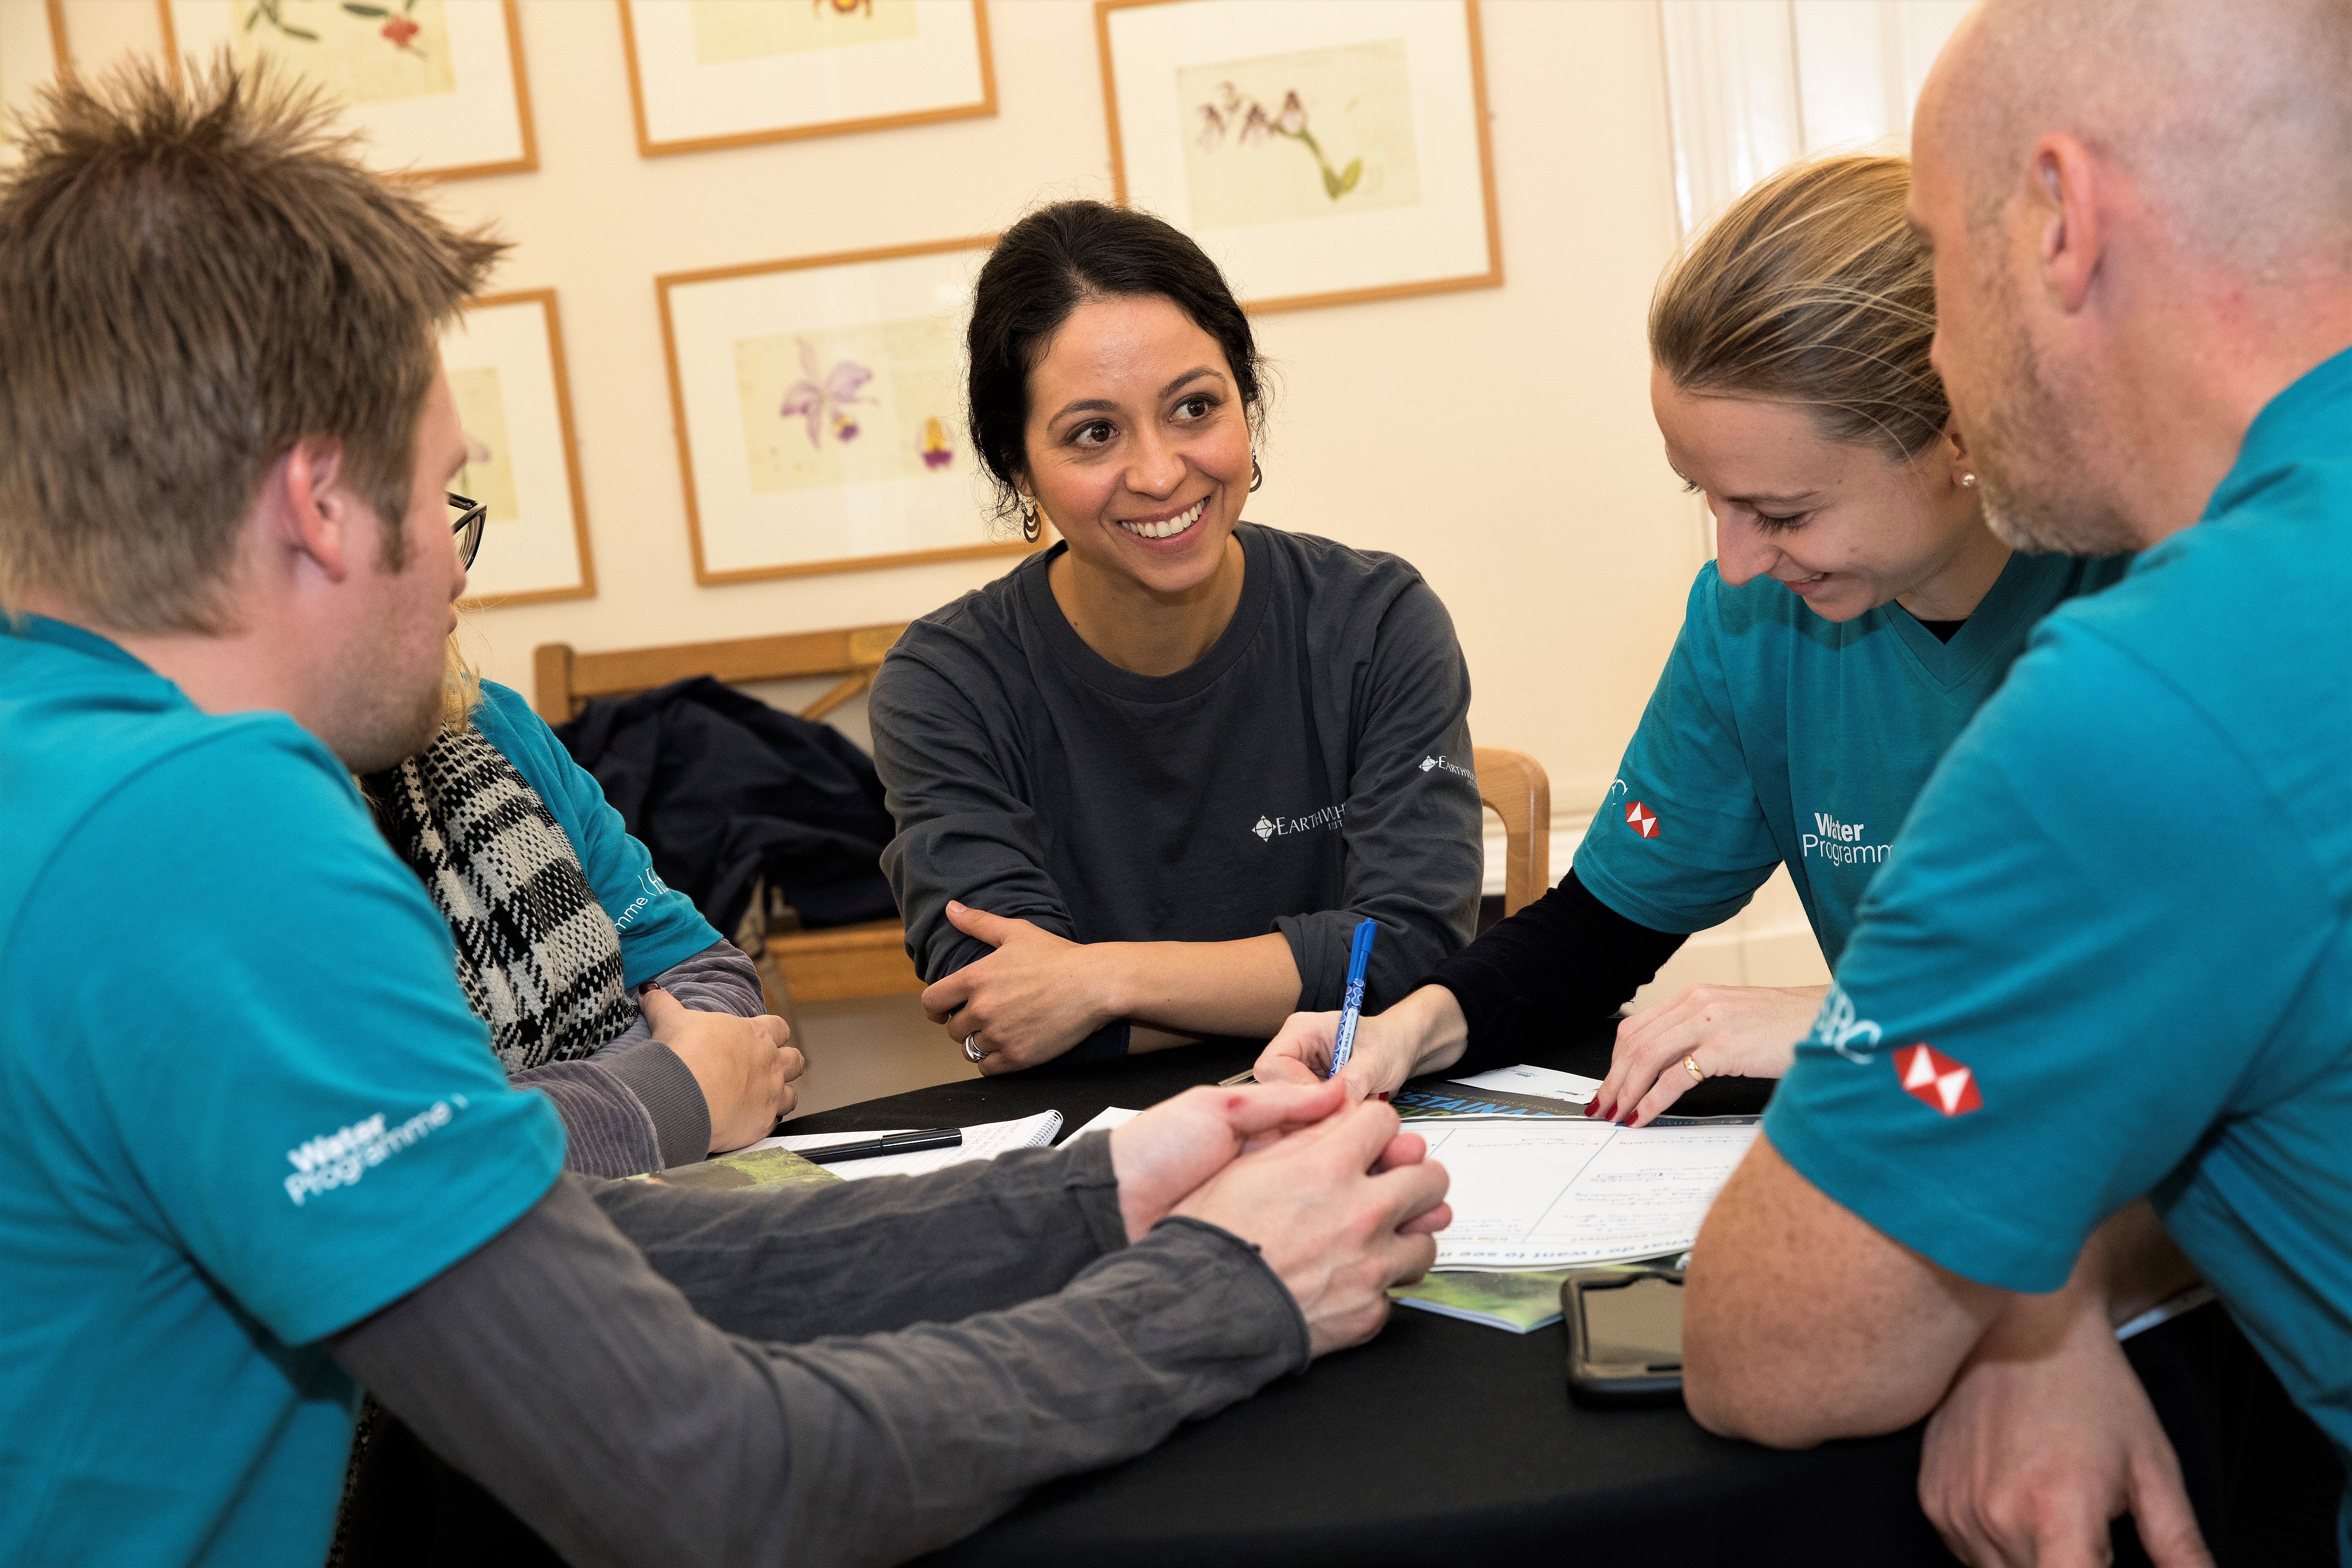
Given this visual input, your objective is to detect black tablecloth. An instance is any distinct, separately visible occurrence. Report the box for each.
[786,1025,2332,1568]
[349,1027,2335,1568]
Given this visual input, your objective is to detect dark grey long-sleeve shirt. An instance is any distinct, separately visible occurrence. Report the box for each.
[331,1134,1309,1568]
[871,524,1484,1030]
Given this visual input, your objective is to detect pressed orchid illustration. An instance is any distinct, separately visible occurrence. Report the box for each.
[919,416,955,470]
[1192,83,1362,200]
[777,338,874,447]
[245,0,428,54]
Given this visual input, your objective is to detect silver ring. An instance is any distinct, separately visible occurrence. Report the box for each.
[964,1034,986,1064]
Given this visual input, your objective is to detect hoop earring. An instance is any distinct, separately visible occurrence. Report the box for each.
[1250,454,1264,493]
[1018,499,1041,542]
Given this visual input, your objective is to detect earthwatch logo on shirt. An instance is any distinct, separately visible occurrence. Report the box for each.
[1253,802,1346,841]
[1252,755,1468,841]
[1810,985,1982,1117]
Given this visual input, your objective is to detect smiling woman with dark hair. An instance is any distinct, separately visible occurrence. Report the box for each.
[870,199,1483,1074]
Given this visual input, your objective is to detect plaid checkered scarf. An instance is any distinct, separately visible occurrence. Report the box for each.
[364,724,637,1071]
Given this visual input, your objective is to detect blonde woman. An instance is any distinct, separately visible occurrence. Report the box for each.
[1259,155,2129,1119]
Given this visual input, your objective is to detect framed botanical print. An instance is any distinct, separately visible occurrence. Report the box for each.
[1096,0,1501,314]
[616,0,995,158]
[441,289,596,607]
[657,236,1038,585]
[0,0,68,170]
[158,0,535,181]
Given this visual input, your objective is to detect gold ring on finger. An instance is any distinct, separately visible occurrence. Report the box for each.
[1682,1054,1705,1084]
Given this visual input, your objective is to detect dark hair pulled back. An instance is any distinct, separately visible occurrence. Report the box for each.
[966,200,1264,536]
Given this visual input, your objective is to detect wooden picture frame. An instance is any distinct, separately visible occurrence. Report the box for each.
[443,288,597,608]
[657,236,1039,586]
[0,0,72,170]
[1095,0,1501,315]
[158,0,536,182]
[616,0,995,159]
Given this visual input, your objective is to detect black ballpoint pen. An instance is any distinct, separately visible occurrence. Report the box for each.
[801,1128,963,1164]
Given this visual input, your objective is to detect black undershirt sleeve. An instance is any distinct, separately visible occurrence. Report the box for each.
[1423,870,1689,1076]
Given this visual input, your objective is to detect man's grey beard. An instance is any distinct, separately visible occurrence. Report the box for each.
[1964,299,2146,558]
[1975,466,2143,557]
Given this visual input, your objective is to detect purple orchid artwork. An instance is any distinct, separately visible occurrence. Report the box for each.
[777,337,873,447]
[1193,82,1360,199]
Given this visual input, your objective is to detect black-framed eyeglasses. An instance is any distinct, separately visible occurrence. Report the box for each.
[447,492,487,570]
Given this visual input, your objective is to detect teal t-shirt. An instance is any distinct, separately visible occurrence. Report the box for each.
[1766,347,2352,1556]
[469,679,717,986]
[1574,548,2130,965]
[0,619,566,1568]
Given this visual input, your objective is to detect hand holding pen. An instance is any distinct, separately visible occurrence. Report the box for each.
[1327,918,1378,1078]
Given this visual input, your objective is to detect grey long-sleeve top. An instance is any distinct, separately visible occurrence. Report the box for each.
[871,524,1484,1037]
[331,1133,1309,1568]
[511,940,769,1175]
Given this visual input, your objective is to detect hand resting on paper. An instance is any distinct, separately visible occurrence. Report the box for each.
[1590,984,1826,1126]
[643,984,802,1154]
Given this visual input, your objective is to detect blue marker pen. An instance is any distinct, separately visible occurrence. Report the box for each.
[1327,918,1378,1078]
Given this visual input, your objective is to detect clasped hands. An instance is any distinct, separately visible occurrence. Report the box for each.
[1106,1079,1452,1356]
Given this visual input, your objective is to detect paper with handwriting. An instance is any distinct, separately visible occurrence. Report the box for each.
[1416,1114,1760,1270]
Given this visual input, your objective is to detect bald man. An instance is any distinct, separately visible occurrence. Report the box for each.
[1680,1,2352,1564]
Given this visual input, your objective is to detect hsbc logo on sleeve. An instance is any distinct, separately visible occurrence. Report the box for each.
[1623,801,1659,838]
[1894,1044,1982,1116]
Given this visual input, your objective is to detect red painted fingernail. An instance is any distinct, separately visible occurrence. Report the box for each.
[1376,1091,1390,1102]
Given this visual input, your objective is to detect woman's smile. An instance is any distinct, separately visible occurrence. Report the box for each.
[1116,496,1209,542]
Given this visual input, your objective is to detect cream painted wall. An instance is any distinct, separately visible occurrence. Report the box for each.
[55,0,1827,1109]
[59,0,1700,808]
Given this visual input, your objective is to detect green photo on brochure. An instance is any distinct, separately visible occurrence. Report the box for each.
[639,1145,842,1191]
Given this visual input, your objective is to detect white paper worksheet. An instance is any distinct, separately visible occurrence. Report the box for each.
[1446,1063,1603,1104]
[1416,1115,1761,1269]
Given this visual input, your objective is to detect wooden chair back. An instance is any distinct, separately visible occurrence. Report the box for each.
[531,623,909,727]
[1471,746,1551,917]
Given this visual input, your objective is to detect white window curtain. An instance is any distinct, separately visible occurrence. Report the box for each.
[1657,0,1971,239]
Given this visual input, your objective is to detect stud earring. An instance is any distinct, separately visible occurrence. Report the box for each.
[1960,473,1978,489]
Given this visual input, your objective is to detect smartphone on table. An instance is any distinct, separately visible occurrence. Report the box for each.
[1564,1268,1685,1406]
